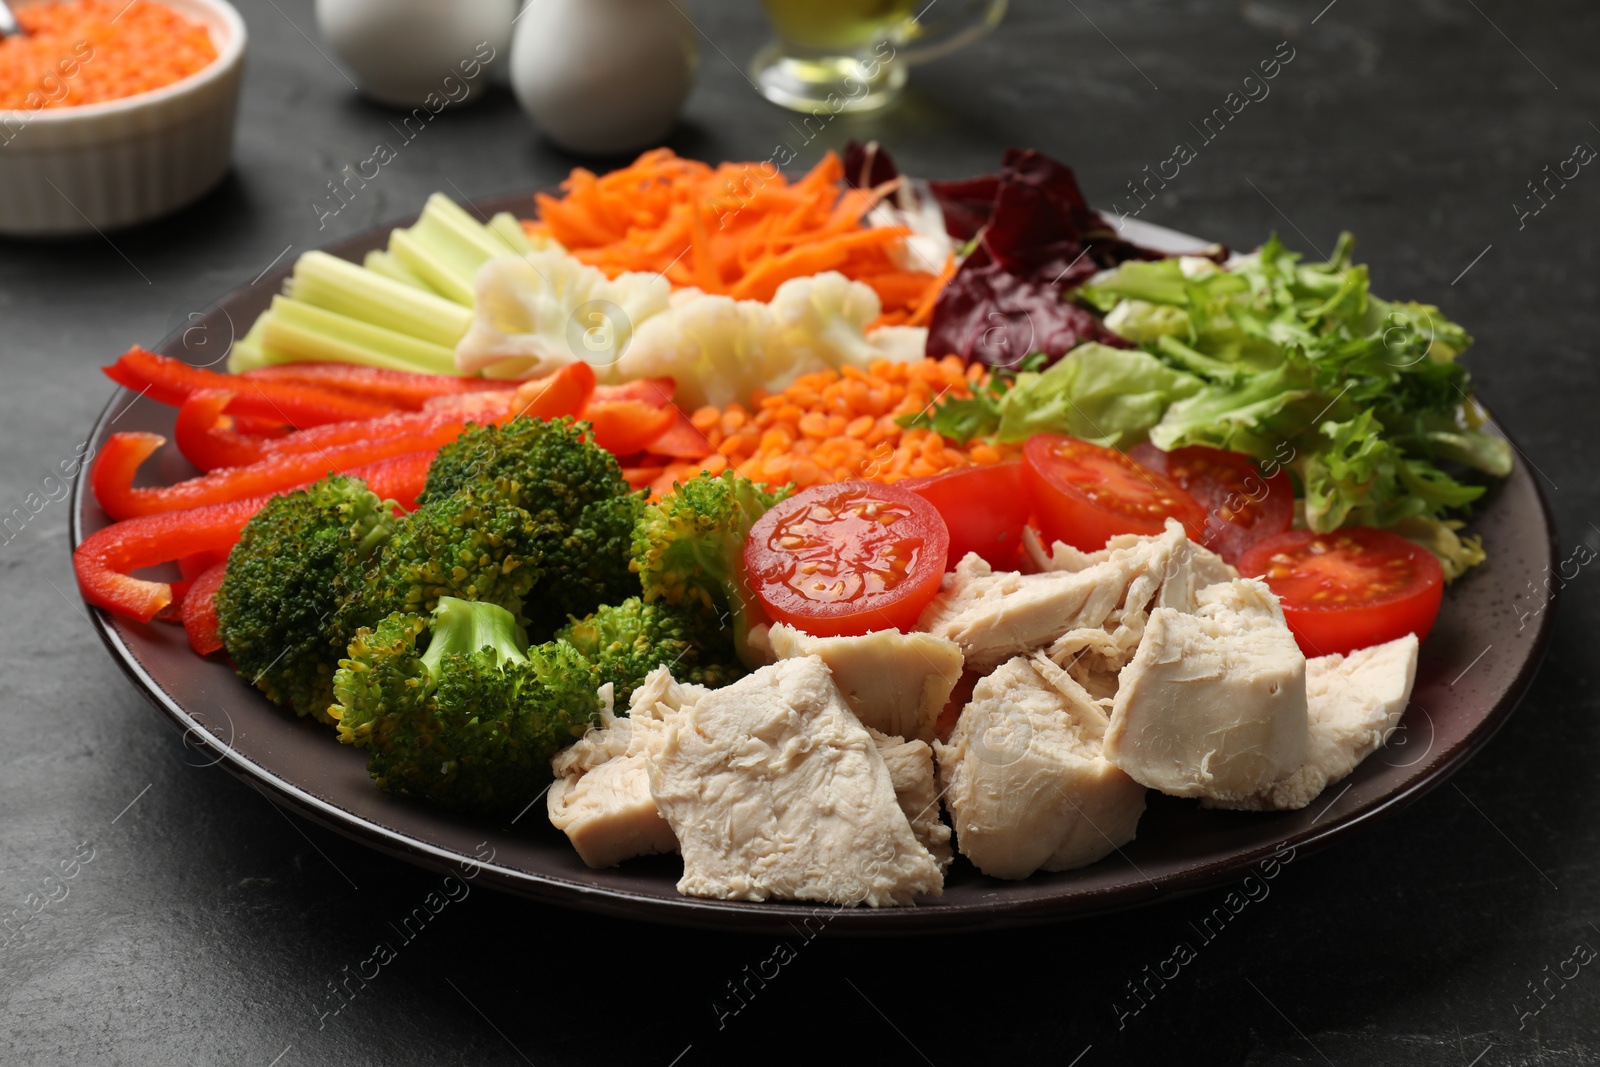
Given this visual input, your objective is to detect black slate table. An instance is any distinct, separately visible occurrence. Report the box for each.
[4,1,1597,1063]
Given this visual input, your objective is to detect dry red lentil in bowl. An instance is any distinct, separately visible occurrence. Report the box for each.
[0,0,218,110]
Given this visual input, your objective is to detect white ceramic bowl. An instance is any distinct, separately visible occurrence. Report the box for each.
[0,0,247,237]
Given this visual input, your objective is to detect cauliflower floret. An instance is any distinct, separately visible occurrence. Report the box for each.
[456,252,673,378]
[617,292,776,409]
[457,249,927,408]
[618,271,924,408]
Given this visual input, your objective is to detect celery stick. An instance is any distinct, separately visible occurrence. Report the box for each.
[389,227,477,306]
[263,316,435,374]
[263,296,460,374]
[362,194,531,307]
[288,250,473,348]
[227,336,269,373]
[363,249,431,290]
[390,194,516,298]
[227,315,277,373]
[488,211,533,256]
[403,220,486,294]
[419,193,508,262]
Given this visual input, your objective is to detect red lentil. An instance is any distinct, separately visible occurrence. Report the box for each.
[678,357,1023,492]
[0,1,218,111]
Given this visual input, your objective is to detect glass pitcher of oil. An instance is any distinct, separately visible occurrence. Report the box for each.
[753,0,1006,113]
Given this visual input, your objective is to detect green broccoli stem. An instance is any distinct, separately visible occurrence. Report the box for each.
[420,597,529,679]
[722,583,767,670]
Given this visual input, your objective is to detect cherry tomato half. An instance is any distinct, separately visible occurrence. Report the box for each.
[1130,443,1293,563]
[1023,434,1205,552]
[744,481,949,637]
[899,462,1029,570]
[1237,527,1444,657]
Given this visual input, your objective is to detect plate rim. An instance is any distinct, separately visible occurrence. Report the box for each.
[68,195,1562,934]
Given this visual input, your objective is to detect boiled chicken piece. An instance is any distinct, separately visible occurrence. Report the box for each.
[868,728,954,871]
[1209,634,1420,811]
[767,623,963,743]
[1104,578,1308,803]
[922,520,1236,683]
[935,655,1146,879]
[648,656,943,907]
[546,671,707,868]
[1023,523,1237,588]
[1041,523,1239,675]
[915,554,1122,674]
[920,520,1201,674]
[629,666,712,720]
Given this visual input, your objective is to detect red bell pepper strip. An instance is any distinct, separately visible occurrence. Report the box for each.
[621,466,665,491]
[422,362,597,421]
[178,550,229,580]
[75,496,271,623]
[240,363,511,410]
[647,461,725,501]
[590,376,675,409]
[353,452,433,512]
[231,414,293,437]
[178,388,476,474]
[174,359,596,471]
[639,408,715,460]
[80,452,429,625]
[92,429,459,521]
[106,347,394,427]
[510,361,597,420]
[583,399,677,457]
[107,363,597,517]
[181,561,229,655]
[266,408,491,461]
[423,391,517,418]
[152,578,196,624]
[175,390,268,471]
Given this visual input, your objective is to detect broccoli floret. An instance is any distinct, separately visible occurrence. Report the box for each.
[332,597,602,813]
[359,481,537,615]
[332,480,542,653]
[556,596,742,706]
[419,417,645,636]
[631,471,791,667]
[215,474,397,724]
[541,491,647,633]
[420,416,628,516]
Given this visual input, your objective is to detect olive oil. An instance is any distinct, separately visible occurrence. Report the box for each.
[760,0,916,51]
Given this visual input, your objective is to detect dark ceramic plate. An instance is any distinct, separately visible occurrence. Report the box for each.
[71,198,1558,934]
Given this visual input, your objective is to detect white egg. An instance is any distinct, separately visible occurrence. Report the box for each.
[315,0,518,108]
[510,0,698,156]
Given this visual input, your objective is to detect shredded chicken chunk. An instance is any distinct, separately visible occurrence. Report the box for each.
[648,656,943,907]
[767,623,963,743]
[547,672,705,868]
[1104,578,1308,803]
[1208,634,1419,811]
[936,655,1146,879]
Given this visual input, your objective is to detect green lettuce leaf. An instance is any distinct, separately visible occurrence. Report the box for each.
[996,343,1203,449]
[910,231,1504,578]
[1148,362,1314,457]
[1087,234,1502,574]
[1389,515,1488,582]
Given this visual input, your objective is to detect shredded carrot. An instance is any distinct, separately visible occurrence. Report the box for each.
[907,255,958,327]
[0,1,217,110]
[654,357,1020,495]
[525,149,948,320]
